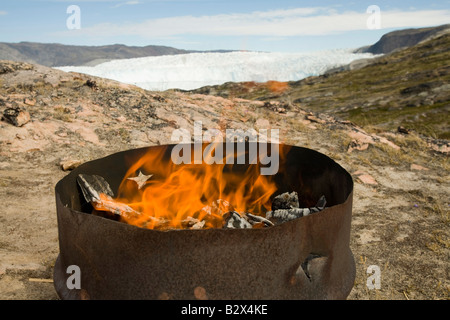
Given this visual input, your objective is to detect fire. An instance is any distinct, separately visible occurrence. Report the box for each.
[112,144,286,230]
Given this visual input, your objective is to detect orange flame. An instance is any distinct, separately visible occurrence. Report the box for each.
[112,144,288,230]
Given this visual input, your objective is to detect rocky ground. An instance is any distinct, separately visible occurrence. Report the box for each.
[0,58,448,300]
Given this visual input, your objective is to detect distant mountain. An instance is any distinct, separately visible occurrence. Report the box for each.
[356,24,450,54]
[0,42,194,67]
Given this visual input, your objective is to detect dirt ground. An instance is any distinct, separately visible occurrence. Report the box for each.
[0,63,448,300]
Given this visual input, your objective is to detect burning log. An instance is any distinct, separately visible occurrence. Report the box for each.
[139,217,170,230]
[271,191,299,210]
[222,211,253,229]
[180,216,205,229]
[245,212,274,227]
[77,173,209,230]
[76,174,322,230]
[198,199,233,229]
[77,174,114,203]
[200,199,234,216]
[266,193,327,224]
[221,211,275,229]
[77,174,142,220]
[191,220,206,229]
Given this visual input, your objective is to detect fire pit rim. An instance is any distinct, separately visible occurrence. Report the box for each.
[56,142,354,233]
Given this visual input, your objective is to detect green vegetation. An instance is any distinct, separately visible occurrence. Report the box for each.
[196,33,450,140]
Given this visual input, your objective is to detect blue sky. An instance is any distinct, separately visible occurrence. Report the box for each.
[0,0,449,52]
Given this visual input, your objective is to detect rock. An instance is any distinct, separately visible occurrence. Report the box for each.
[0,161,10,169]
[85,80,98,90]
[24,98,36,106]
[60,159,83,171]
[2,107,30,127]
[349,58,373,71]
[431,83,450,93]
[410,164,429,171]
[262,101,288,113]
[338,120,354,126]
[15,133,26,140]
[306,114,326,124]
[400,83,432,95]
[348,139,369,153]
[418,91,429,98]
[0,60,34,74]
[116,115,126,122]
[425,138,450,154]
[255,118,270,128]
[353,171,378,185]
[347,128,400,151]
[398,126,410,134]
[357,174,378,185]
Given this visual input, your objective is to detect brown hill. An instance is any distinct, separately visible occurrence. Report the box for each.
[0,42,191,67]
[357,24,450,54]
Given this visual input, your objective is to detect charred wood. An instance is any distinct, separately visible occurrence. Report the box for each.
[77,173,141,220]
[76,174,325,229]
[245,212,274,227]
[271,191,300,210]
[223,211,253,229]
[77,174,114,203]
[266,195,327,224]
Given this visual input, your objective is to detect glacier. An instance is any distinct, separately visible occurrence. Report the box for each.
[55,49,376,91]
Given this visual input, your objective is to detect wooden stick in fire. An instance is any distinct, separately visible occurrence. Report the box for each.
[222,211,253,229]
[266,192,327,224]
[77,174,142,220]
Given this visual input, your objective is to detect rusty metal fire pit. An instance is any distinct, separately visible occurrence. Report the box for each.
[53,143,355,300]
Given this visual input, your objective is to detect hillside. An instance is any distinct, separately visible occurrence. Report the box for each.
[190,32,450,140]
[357,24,450,54]
[0,42,192,67]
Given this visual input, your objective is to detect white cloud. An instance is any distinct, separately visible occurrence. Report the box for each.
[0,11,7,15]
[112,1,140,8]
[58,7,450,39]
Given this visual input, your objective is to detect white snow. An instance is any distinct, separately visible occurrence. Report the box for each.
[55,49,376,91]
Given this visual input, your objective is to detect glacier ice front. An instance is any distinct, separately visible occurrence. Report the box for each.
[55,49,375,91]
